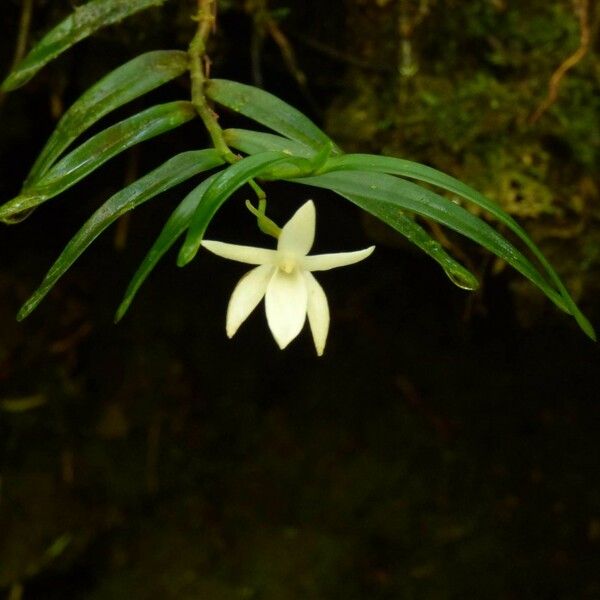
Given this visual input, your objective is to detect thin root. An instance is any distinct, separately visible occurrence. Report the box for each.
[529,0,591,124]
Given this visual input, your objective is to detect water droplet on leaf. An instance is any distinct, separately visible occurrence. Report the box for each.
[444,266,479,291]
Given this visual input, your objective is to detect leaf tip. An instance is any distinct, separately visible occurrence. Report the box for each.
[1,66,33,92]
[576,312,596,342]
[16,306,30,322]
[0,195,38,224]
[114,303,128,324]
[1,75,18,93]
[17,292,42,321]
[444,268,479,291]
[177,244,196,267]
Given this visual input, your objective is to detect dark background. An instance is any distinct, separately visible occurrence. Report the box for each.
[1,1,599,598]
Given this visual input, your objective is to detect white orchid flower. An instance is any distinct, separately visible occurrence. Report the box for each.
[202,200,375,356]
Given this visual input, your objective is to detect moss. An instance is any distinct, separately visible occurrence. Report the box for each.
[323,0,599,316]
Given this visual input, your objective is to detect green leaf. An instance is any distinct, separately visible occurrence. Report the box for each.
[17,149,223,321]
[178,152,296,266]
[115,173,220,322]
[223,128,328,179]
[221,129,478,288]
[321,154,595,340]
[223,128,314,159]
[26,50,189,185]
[2,0,169,92]
[295,170,571,315]
[0,101,196,222]
[215,128,594,338]
[220,130,594,338]
[207,79,340,153]
[340,192,479,290]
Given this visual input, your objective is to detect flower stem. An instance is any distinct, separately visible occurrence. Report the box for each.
[245,199,281,238]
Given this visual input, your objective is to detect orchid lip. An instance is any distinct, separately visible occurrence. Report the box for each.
[278,254,297,274]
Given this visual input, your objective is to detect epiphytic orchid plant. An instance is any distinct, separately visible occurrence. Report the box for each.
[1,0,595,353]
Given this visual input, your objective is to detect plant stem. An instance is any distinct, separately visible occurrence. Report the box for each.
[189,0,266,200]
[189,0,234,160]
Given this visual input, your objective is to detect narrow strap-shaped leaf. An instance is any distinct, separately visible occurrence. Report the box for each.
[221,129,478,288]
[223,128,315,159]
[294,170,572,316]
[223,128,330,179]
[115,173,220,322]
[178,152,296,266]
[222,132,594,337]
[17,149,224,320]
[26,50,189,184]
[2,0,168,92]
[338,191,479,290]
[322,154,595,339]
[206,79,341,154]
[0,101,195,222]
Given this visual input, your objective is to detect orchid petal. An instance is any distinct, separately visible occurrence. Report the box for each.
[301,246,375,271]
[226,264,274,338]
[202,240,278,265]
[265,268,308,349]
[277,200,316,257]
[304,272,329,356]
[203,200,374,355]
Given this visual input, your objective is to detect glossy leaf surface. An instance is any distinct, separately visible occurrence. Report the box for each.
[0,101,195,221]
[116,173,220,322]
[222,129,480,289]
[224,128,592,338]
[207,80,340,153]
[178,152,296,266]
[340,192,479,291]
[295,170,571,315]
[223,128,314,159]
[2,0,168,92]
[17,149,223,320]
[322,154,594,338]
[26,50,189,184]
